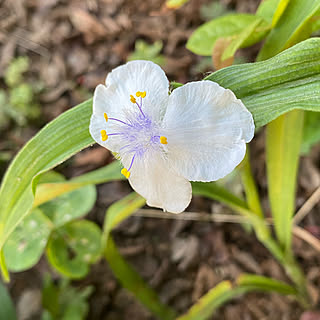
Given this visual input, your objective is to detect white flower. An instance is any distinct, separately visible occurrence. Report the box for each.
[89,60,254,213]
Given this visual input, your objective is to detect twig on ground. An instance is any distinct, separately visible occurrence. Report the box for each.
[294,186,320,225]
[293,226,320,252]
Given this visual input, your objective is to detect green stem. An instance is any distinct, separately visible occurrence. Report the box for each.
[239,146,264,217]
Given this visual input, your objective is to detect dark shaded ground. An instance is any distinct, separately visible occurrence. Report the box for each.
[1,0,320,319]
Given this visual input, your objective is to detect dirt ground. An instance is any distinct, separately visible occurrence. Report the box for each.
[1,0,320,319]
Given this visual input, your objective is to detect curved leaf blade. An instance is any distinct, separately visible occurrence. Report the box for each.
[178,275,298,320]
[206,38,320,127]
[236,274,298,296]
[105,237,177,320]
[0,99,94,250]
[258,0,320,60]
[187,14,268,56]
[101,192,145,250]
[266,110,304,250]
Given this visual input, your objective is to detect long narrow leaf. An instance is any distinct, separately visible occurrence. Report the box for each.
[105,237,176,320]
[266,110,304,250]
[207,38,320,128]
[101,192,145,250]
[258,0,320,60]
[178,275,298,320]
[0,99,94,250]
[101,194,175,319]
[236,274,298,295]
[34,161,123,207]
[177,281,239,320]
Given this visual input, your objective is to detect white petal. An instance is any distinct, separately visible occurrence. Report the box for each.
[127,152,192,213]
[105,60,169,120]
[89,84,122,152]
[90,61,170,152]
[162,81,255,182]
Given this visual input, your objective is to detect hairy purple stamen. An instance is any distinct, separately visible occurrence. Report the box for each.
[108,117,134,127]
[135,98,145,118]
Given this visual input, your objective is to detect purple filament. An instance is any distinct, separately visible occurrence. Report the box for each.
[135,97,145,118]
[108,133,123,136]
[108,117,133,127]
[128,154,136,171]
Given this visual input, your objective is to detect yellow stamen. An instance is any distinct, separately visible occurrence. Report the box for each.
[104,113,108,122]
[130,95,136,103]
[121,168,131,179]
[160,136,167,144]
[101,130,108,141]
[136,91,146,98]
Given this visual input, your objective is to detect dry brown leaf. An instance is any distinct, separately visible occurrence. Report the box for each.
[212,38,234,71]
[69,8,107,44]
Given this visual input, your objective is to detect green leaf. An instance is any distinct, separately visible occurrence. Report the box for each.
[177,281,236,320]
[128,40,166,67]
[222,18,263,60]
[256,0,280,24]
[301,111,320,153]
[177,275,298,320]
[206,38,320,128]
[101,192,145,249]
[40,185,96,228]
[236,274,298,296]
[258,0,320,60]
[102,195,176,319]
[192,182,250,216]
[34,161,123,207]
[187,14,269,56]
[271,0,291,27]
[266,110,304,251]
[46,220,101,279]
[0,281,17,320]
[42,275,93,320]
[311,9,320,33]
[0,99,94,252]
[3,208,52,272]
[239,149,263,217]
[105,237,177,320]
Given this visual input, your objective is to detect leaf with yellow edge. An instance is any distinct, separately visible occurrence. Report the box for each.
[271,0,291,27]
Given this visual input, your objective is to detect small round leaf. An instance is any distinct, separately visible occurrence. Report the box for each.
[4,208,52,271]
[46,220,101,279]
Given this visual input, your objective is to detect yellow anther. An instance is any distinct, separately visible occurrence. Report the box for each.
[160,136,168,144]
[104,113,108,122]
[101,130,108,141]
[136,91,146,98]
[121,168,131,179]
[130,95,136,103]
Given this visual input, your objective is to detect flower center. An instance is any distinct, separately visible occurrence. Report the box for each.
[100,91,167,178]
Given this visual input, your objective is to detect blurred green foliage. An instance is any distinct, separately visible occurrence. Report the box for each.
[42,274,93,320]
[0,56,41,129]
[200,0,230,21]
[128,40,166,66]
[301,111,320,154]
